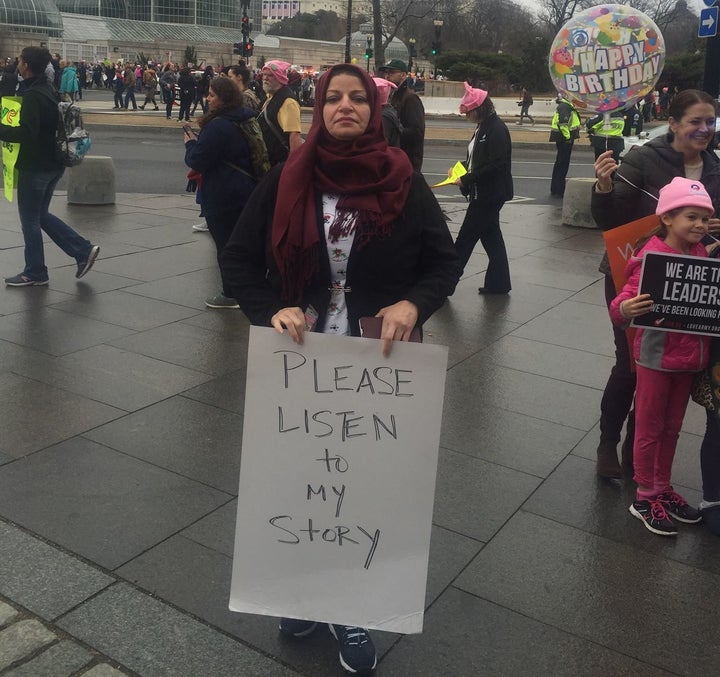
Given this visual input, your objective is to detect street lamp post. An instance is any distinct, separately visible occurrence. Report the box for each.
[433,19,443,80]
[344,0,353,63]
[408,38,416,74]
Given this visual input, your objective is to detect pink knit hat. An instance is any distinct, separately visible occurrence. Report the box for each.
[459,82,488,114]
[656,177,713,215]
[372,77,397,106]
[261,60,291,86]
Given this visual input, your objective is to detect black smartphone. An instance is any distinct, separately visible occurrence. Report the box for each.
[182,124,195,136]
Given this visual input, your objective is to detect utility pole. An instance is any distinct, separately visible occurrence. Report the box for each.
[432,19,443,79]
[344,0,353,63]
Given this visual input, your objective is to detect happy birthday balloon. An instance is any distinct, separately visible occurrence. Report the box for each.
[548,4,665,113]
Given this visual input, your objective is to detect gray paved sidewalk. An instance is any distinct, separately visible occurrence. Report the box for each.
[0,189,716,676]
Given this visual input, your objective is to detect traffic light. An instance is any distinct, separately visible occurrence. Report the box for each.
[241,14,251,36]
[364,48,373,60]
[244,38,254,58]
[233,42,243,55]
[431,41,437,56]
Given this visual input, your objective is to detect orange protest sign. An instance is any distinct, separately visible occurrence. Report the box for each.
[602,214,658,372]
[602,214,658,293]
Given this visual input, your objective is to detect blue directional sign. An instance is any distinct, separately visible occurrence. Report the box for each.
[704,0,717,7]
[700,6,719,38]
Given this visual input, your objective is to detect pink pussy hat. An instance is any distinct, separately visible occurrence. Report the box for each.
[656,176,714,215]
[261,60,291,85]
[459,81,488,114]
[372,77,397,106]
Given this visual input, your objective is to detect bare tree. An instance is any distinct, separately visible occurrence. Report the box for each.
[371,0,445,69]
[538,0,590,33]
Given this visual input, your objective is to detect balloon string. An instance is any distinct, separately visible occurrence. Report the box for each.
[615,173,658,202]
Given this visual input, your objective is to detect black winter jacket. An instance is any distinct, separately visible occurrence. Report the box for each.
[221,166,461,334]
[0,75,61,172]
[390,82,425,171]
[592,134,720,231]
[591,134,720,273]
[184,106,258,218]
[459,112,513,205]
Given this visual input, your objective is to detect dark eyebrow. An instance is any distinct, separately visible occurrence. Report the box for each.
[326,88,367,96]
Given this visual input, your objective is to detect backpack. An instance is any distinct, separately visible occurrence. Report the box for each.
[56,101,91,167]
[231,118,270,181]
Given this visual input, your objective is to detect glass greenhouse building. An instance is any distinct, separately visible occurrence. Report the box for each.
[0,0,261,34]
[0,0,63,35]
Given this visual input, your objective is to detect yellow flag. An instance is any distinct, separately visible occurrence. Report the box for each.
[1,96,22,202]
[431,161,467,189]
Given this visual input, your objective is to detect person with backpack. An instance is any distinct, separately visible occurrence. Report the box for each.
[257,60,302,165]
[0,46,99,287]
[183,76,266,309]
[139,64,159,110]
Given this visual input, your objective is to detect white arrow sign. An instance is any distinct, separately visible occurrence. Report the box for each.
[699,7,719,37]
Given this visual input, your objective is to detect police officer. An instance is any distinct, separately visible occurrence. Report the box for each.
[550,94,580,197]
[586,110,625,161]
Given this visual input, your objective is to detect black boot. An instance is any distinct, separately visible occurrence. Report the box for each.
[621,411,635,476]
[596,441,622,479]
[139,104,145,110]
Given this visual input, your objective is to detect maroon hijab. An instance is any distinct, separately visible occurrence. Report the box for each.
[271,63,414,303]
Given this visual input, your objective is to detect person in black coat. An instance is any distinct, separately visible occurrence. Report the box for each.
[184,77,258,309]
[220,64,459,674]
[177,67,196,122]
[222,64,459,349]
[453,83,513,293]
[591,88,720,484]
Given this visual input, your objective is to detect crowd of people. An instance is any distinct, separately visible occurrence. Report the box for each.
[5,42,720,674]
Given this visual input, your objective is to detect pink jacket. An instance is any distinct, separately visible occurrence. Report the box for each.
[609,235,710,372]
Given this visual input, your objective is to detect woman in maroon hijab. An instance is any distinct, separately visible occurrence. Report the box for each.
[223,63,459,357]
[221,64,459,673]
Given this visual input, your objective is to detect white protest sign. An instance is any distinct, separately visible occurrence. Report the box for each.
[229,326,449,634]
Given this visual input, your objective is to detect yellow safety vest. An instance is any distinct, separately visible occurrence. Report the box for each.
[589,117,624,137]
[551,99,581,134]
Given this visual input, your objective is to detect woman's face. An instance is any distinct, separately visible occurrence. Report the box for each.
[322,73,371,141]
[669,103,716,156]
[465,108,481,123]
[207,87,220,111]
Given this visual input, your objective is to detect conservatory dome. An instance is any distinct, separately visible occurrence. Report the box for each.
[0,0,63,35]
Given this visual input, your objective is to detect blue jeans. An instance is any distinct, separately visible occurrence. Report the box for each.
[124,89,136,109]
[17,168,91,281]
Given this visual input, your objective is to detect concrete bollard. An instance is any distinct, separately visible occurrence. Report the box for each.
[561,177,597,229]
[67,156,116,205]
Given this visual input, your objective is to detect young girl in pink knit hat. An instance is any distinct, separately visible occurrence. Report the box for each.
[610,176,718,536]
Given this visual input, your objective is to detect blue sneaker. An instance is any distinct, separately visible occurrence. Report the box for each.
[278,617,318,637]
[5,273,49,287]
[329,624,377,674]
